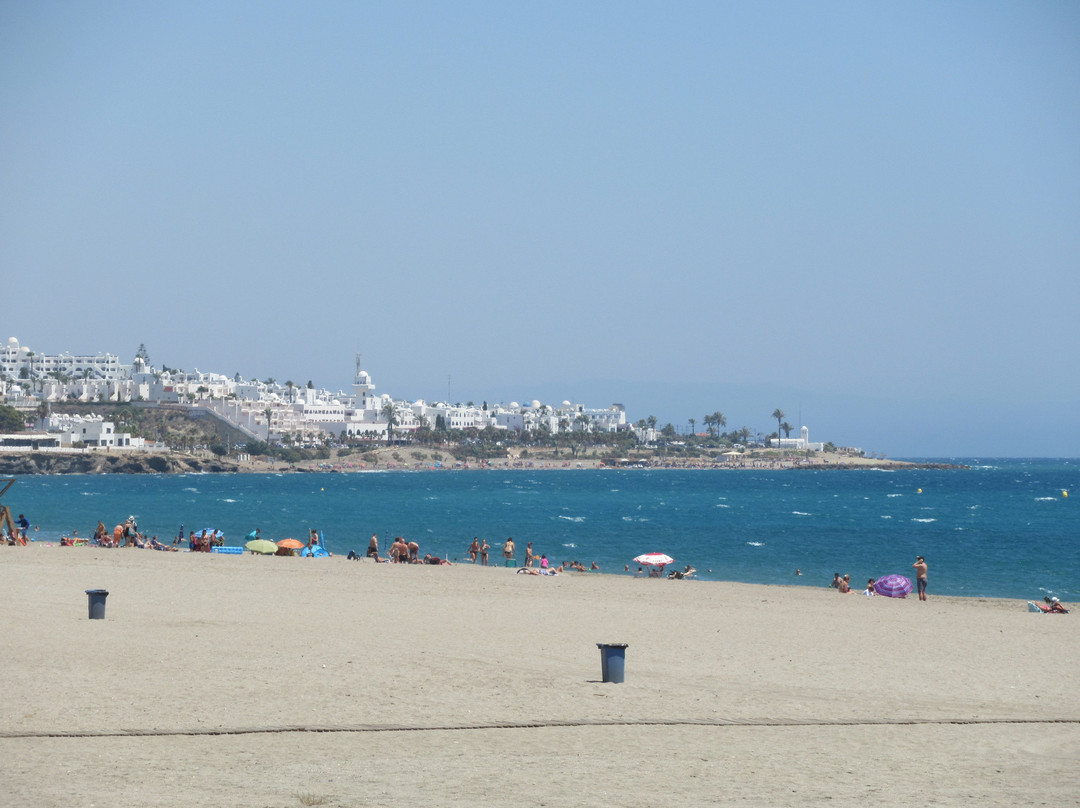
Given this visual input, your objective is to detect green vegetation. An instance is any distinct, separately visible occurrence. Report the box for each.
[0,404,25,432]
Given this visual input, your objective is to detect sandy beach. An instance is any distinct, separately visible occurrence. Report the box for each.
[2,546,1078,807]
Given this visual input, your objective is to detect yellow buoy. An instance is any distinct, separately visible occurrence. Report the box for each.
[917,488,922,494]
[1064,490,1069,498]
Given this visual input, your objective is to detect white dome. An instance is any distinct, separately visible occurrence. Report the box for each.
[509,402,519,409]
[562,400,572,408]
[7,337,18,347]
[531,399,541,409]
[331,399,341,406]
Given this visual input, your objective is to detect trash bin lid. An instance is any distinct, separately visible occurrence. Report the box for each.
[596,642,628,648]
[85,589,109,595]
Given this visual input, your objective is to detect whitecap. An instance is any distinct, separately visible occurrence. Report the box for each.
[558,516,585,523]
[221,498,237,503]
[746,541,764,547]
[1034,497,1056,502]
[715,504,730,509]
[182,487,199,493]
[792,511,811,516]
[887,493,903,498]
[562,542,576,548]
[911,518,936,523]
[881,515,892,519]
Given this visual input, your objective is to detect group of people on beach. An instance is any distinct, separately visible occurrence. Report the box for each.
[58,517,185,552]
[830,556,931,599]
[344,533,601,573]
[347,533,452,565]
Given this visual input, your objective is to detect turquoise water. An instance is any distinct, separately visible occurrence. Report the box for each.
[8,458,1078,600]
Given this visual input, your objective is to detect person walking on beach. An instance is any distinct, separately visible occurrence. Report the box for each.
[525,542,534,568]
[367,533,380,559]
[503,537,515,565]
[913,556,928,601]
[467,537,480,563]
[480,538,490,566]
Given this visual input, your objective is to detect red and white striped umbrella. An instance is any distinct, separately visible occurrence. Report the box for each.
[633,552,675,567]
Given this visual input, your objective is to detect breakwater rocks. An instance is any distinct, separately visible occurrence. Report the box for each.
[0,452,244,476]
[790,462,969,471]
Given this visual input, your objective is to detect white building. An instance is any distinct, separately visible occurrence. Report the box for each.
[770,425,825,452]
[41,412,144,448]
[1,337,130,382]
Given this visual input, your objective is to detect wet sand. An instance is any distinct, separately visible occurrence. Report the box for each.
[2,545,1078,807]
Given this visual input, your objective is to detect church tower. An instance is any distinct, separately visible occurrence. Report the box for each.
[353,353,375,411]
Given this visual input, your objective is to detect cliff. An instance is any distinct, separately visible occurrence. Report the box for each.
[0,452,246,476]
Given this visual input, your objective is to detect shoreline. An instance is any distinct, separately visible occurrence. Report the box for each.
[5,542,1054,607]
[2,545,1076,806]
[0,447,969,475]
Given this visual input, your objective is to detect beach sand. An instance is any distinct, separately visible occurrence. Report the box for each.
[2,546,1078,807]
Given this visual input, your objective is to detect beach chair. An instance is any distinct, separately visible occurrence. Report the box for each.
[1027,601,1051,613]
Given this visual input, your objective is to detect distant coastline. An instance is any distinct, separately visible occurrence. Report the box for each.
[0,448,968,475]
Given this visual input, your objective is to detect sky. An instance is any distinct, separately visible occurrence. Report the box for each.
[2,1,1078,457]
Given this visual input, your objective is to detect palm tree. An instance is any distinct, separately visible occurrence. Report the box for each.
[381,401,398,444]
[263,407,273,442]
[714,412,726,433]
[688,417,696,437]
[704,411,726,439]
[771,409,785,445]
[781,422,793,439]
[286,381,295,402]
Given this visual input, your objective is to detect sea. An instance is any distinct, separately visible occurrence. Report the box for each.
[8,458,1078,601]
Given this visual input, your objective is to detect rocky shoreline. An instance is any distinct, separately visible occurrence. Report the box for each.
[0,452,246,476]
[0,450,968,475]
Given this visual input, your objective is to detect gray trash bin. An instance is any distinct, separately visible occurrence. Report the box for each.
[86,589,109,619]
[596,643,628,683]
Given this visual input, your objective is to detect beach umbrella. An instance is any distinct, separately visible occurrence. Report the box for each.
[875,574,913,598]
[276,538,305,549]
[245,539,278,555]
[633,552,675,567]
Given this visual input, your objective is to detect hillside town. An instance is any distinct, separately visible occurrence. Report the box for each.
[0,337,861,466]
[0,337,632,447]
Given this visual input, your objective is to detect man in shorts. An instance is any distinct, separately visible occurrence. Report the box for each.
[913,556,928,601]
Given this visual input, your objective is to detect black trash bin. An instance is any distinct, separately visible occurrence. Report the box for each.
[596,643,628,683]
[85,589,109,619]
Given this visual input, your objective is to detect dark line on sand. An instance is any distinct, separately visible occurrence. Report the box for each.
[2,716,1078,740]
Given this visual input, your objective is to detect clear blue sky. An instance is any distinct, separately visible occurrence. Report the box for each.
[2,1,1078,456]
